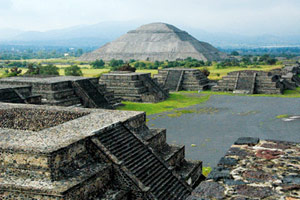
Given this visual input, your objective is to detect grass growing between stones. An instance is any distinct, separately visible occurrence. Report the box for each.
[276,114,289,119]
[117,92,211,115]
[202,167,212,177]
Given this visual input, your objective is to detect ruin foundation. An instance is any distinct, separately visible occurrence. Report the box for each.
[0,103,203,200]
[0,76,120,108]
[99,72,169,102]
[154,68,212,92]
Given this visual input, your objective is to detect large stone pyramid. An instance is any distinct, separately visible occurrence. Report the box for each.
[80,22,226,61]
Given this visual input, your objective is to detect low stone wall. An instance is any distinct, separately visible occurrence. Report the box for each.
[188,137,300,199]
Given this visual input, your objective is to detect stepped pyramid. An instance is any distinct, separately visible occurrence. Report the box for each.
[212,70,284,94]
[0,76,121,108]
[79,22,226,62]
[99,71,169,102]
[154,68,212,91]
[0,103,203,199]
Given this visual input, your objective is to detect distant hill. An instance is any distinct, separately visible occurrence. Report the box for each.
[1,21,300,48]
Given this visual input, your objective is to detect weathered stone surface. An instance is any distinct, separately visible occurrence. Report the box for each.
[0,76,119,108]
[234,137,260,145]
[79,22,226,62]
[189,138,300,199]
[235,185,274,198]
[256,149,284,160]
[154,68,212,91]
[99,72,169,102]
[218,157,238,166]
[0,103,202,199]
[192,181,225,199]
[212,70,284,94]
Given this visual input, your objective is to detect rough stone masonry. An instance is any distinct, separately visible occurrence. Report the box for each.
[0,103,203,200]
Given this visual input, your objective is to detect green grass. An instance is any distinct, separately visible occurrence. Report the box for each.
[276,114,289,119]
[117,92,211,115]
[202,167,212,177]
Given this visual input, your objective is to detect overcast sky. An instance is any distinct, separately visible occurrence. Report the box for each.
[1,0,300,36]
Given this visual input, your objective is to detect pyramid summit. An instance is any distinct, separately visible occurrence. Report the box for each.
[79,22,226,62]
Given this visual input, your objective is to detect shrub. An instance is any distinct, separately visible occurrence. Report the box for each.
[91,59,105,69]
[39,64,59,75]
[200,67,210,77]
[64,65,83,76]
[116,63,136,72]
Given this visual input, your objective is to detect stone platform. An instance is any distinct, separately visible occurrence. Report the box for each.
[188,137,300,200]
[212,70,284,94]
[154,68,212,92]
[0,84,41,104]
[0,76,120,108]
[0,103,203,199]
[99,72,169,102]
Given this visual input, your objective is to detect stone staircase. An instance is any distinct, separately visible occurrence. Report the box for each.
[155,68,211,91]
[164,70,183,91]
[92,123,191,200]
[72,79,113,109]
[233,72,256,94]
[213,70,283,94]
[0,76,120,108]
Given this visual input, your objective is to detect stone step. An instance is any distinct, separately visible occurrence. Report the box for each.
[42,96,82,107]
[176,160,203,188]
[95,124,190,200]
[160,144,185,167]
[145,128,167,152]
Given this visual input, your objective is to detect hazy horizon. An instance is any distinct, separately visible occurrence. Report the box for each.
[1,0,300,36]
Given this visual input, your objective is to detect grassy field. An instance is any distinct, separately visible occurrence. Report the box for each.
[117,92,211,116]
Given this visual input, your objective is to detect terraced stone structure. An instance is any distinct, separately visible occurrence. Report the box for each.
[212,70,284,94]
[0,103,203,200]
[99,72,169,102]
[188,137,300,199]
[270,62,300,89]
[0,84,41,104]
[79,22,226,62]
[0,76,120,108]
[154,68,211,91]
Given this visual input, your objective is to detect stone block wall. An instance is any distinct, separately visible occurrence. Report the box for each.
[212,70,284,94]
[99,72,169,102]
[154,68,211,91]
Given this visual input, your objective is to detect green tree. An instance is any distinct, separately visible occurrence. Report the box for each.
[91,59,105,68]
[231,51,239,56]
[64,65,83,76]
[39,64,59,75]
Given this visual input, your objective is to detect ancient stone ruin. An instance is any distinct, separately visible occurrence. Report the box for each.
[0,103,203,199]
[0,84,41,104]
[79,22,226,62]
[212,70,284,94]
[270,62,300,89]
[0,76,120,108]
[154,68,212,92]
[188,137,300,199]
[99,72,169,102]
